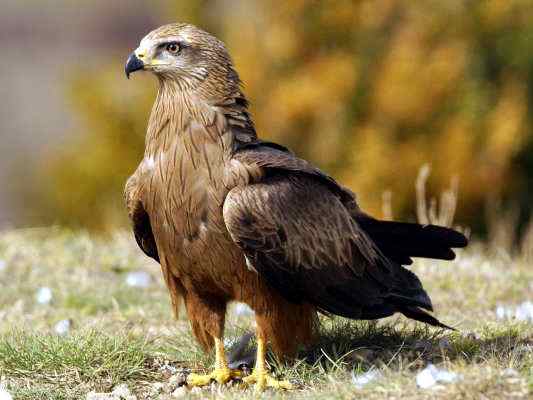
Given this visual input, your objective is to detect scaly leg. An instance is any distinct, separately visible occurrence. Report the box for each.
[242,335,293,391]
[187,337,242,386]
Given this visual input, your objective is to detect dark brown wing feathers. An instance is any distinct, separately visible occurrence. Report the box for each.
[234,141,357,206]
[225,143,467,328]
[125,176,159,262]
[131,205,159,262]
[356,214,467,265]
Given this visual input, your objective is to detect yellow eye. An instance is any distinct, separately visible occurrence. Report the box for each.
[166,43,180,54]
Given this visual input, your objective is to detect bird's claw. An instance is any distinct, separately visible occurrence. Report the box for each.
[243,369,293,392]
[187,367,242,387]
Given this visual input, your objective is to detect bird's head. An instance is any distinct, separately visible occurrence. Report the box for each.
[125,23,238,94]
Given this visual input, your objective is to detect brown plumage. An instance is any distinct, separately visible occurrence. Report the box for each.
[124,23,468,390]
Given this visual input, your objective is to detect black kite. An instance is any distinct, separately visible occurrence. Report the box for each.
[124,23,467,391]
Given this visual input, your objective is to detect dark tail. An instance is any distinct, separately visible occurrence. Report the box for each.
[357,216,468,265]
[398,306,455,330]
[356,215,467,329]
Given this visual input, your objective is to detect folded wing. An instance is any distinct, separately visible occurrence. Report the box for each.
[224,143,461,328]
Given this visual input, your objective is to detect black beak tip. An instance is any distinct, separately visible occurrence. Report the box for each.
[125,53,144,79]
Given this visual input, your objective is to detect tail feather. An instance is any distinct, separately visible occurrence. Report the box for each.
[357,216,468,265]
[399,306,455,330]
[354,215,466,330]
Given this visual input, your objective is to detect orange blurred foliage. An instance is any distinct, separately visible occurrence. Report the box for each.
[29,0,533,232]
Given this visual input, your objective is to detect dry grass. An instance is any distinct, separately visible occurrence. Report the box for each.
[0,228,531,399]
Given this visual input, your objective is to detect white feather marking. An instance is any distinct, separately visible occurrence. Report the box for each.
[244,256,257,273]
[145,155,156,170]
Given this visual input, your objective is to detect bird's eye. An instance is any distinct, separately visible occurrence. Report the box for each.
[166,42,180,54]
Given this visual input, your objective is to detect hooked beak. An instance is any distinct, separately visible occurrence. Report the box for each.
[125,52,144,79]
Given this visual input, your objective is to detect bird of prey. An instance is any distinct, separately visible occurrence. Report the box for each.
[124,23,468,391]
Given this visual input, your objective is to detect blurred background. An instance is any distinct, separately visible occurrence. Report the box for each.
[2,0,533,241]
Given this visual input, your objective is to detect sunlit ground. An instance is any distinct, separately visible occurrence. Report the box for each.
[0,228,531,399]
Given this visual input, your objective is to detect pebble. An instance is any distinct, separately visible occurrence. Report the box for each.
[54,319,71,336]
[151,382,165,394]
[112,384,136,400]
[515,301,533,322]
[233,303,254,317]
[168,370,189,387]
[86,384,137,400]
[125,271,151,288]
[502,368,520,377]
[0,260,6,272]
[463,331,481,341]
[0,386,13,400]
[36,287,53,304]
[416,364,461,389]
[496,301,533,322]
[86,392,111,400]
[160,364,178,377]
[171,387,188,398]
[352,369,382,388]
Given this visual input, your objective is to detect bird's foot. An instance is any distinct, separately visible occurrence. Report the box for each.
[187,367,242,387]
[243,369,293,391]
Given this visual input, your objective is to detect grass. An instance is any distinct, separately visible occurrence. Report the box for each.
[0,228,531,399]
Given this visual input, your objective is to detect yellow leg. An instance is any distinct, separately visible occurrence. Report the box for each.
[187,337,242,387]
[242,337,293,391]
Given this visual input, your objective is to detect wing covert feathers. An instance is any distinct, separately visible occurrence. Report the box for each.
[225,144,467,329]
[223,173,436,325]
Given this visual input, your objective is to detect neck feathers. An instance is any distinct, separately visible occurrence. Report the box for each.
[146,78,256,156]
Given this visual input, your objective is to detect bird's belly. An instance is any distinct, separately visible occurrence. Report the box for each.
[146,164,246,292]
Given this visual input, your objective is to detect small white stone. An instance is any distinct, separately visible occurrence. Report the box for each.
[224,337,237,347]
[233,303,254,317]
[85,384,136,400]
[171,386,188,398]
[416,365,438,389]
[496,301,533,322]
[0,260,6,272]
[112,384,136,399]
[160,364,177,374]
[502,368,519,377]
[85,392,111,400]
[126,271,151,288]
[54,319,71,336]
[515,301,533,322]
[416,364,461,389]
[351,369,382,389]
[0,386,13,400]
[36,287,53,304]
[434,369,460,383]
[496,305,513,320]
[151,382,165,394]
